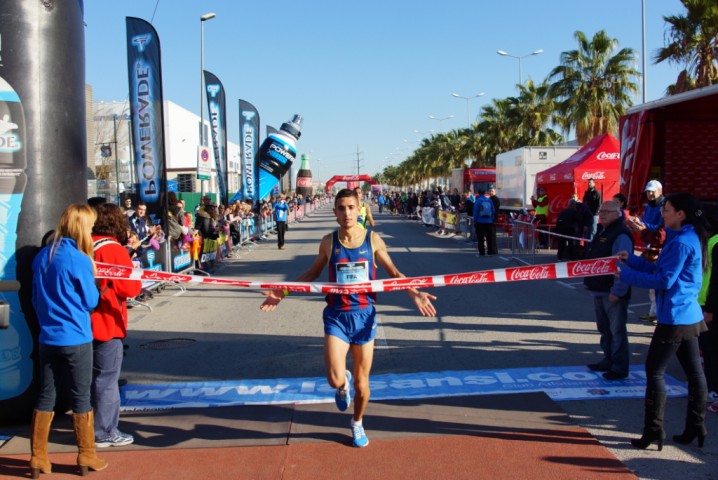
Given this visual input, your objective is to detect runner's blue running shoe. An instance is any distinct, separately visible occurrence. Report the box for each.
[335,371,351,412]
[351,422,369,448]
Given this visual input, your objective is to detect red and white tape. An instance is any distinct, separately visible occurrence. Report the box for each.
[96,256,617,294]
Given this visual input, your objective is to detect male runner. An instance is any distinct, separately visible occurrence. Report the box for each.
[260,188,436,447]
[354,186,375,229]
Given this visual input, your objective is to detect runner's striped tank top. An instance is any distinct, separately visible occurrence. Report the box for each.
[326,229,376,311]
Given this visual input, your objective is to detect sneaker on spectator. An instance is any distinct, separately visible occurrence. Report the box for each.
[351,422,369,448]
[335,371,351,412]
[708,391,718,402]
[708,400,718,414]
[96,431,134,448]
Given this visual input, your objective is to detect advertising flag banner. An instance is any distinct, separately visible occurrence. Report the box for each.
[237,99,260,204]
[203,71,228,205]
[125,17,168,230]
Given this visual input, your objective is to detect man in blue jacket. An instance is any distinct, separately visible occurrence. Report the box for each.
[273,195,289,250]
[473,189,495,256]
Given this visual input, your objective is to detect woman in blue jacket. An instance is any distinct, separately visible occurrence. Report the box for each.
[617,192,708,451]
[30,204,108,477]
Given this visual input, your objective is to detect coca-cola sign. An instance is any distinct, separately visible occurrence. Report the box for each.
[444,272,493,285]
[508,265,555,282]
[596,151,620,160]
[581,171,606,180]
[549,195,571,214]
[568,258,616,277]
[296,177,312,187]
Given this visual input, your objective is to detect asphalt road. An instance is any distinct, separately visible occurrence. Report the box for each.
[124,204,717,480]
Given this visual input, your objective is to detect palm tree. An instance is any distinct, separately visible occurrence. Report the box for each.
[515,80,564,146]
[655,0,718,93]
[548,30,639,145]
[477,98,520,162]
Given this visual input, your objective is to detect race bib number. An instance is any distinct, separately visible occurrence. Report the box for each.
[336,261,369,284]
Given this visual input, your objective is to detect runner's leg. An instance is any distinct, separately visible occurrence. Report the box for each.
[349,340,375,422]
[324,334,351,389]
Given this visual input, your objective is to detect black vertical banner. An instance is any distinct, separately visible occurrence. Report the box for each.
[238,100,260,204]
[204,71,228,205]
[125,17,168,230]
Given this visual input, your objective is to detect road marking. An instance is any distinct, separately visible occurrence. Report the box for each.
[375,317,389,349]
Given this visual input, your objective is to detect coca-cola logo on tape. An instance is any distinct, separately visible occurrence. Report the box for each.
[97,266,130,278]
[581,171,606,180]
[260,284,311,292]
[568,258,616,277]
[204,278,252,286]
[322,286,372,294]
[508,265,555,281]
[596,151,619,160]
[382,277,434,291]
[444,272,493,285]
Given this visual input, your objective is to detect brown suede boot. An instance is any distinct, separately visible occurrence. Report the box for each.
[29,410,54,478]
[72,410,108,476]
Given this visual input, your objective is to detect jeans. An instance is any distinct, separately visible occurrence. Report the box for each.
[645,332,706,400]
[276,221,286,248]
[36,342,93,413]
[593,295,629,374]
[92,338,124,438]
[475,222,493,255]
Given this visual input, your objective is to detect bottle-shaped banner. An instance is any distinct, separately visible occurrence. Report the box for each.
[257,115,302,200]
[295,154,313,197]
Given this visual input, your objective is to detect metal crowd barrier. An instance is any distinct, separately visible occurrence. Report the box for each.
[507,219,536,266]
[126,198,333,312]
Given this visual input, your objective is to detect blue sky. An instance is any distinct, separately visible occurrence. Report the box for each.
[85,0,686,183]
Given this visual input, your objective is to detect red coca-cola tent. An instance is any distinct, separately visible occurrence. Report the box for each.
[536,134,621,224]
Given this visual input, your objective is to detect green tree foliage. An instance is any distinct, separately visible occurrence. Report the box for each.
[655,0,718,93]
[549,30,639,145]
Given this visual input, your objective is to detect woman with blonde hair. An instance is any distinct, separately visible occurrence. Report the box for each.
[30,204,108,477]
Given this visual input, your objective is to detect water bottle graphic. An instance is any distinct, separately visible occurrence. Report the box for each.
[295,154,313,197]
[0,76,32,400]
[257,115,302,200]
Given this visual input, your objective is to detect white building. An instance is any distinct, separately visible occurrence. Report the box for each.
[91,98,240,201]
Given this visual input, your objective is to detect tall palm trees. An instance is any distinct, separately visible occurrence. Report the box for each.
[654,0,718,93]
[548,30,639,145]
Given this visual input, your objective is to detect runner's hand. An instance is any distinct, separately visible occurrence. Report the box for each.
[260,289,285,311]
[411,291,437,317]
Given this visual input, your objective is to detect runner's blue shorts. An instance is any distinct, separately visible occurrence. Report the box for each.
[323,306,377,345]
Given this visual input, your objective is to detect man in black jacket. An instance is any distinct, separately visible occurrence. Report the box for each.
[582,178,602,239]
[584,200,633,380]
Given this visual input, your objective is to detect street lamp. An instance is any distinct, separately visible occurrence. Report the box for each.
[200,12,216,195]
[428,114,454,130]
[451,92,485,128]
[496,49,543,85]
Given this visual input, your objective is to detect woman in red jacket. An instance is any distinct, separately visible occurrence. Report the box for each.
[90,203,142,448]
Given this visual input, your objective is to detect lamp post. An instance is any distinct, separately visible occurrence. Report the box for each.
[200,12,216,195]
[113,114,119,201]
[428,115,454,131]
[451,92,484,128]
[496,49,543,85]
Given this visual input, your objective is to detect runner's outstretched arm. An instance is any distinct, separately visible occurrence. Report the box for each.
[371,232,437,317]
[259,234,331,312]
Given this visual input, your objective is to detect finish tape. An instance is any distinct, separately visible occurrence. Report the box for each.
[96,256,618,294]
